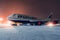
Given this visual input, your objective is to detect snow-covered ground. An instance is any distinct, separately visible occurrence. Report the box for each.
[0,25,60,40]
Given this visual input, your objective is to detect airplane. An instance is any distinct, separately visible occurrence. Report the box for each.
[7,13,60,26]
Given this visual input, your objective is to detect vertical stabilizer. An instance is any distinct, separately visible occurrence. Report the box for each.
[48,12,53,18]
[48,12,53,21]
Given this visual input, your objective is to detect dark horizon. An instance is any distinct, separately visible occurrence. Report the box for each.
[0,0,60,20]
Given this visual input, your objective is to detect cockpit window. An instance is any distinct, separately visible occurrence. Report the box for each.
[13,14,16,16]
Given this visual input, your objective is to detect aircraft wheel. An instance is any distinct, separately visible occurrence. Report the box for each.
[11,24,17,26]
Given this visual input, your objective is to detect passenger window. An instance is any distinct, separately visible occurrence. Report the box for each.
[18,15,22,18]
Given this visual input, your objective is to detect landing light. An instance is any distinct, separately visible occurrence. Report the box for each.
[7,21,12,24]
[0,18,3,21]
[46,22,55,26]
[6,21,12,26]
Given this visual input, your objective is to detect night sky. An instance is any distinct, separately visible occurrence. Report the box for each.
[0,0,60,20]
